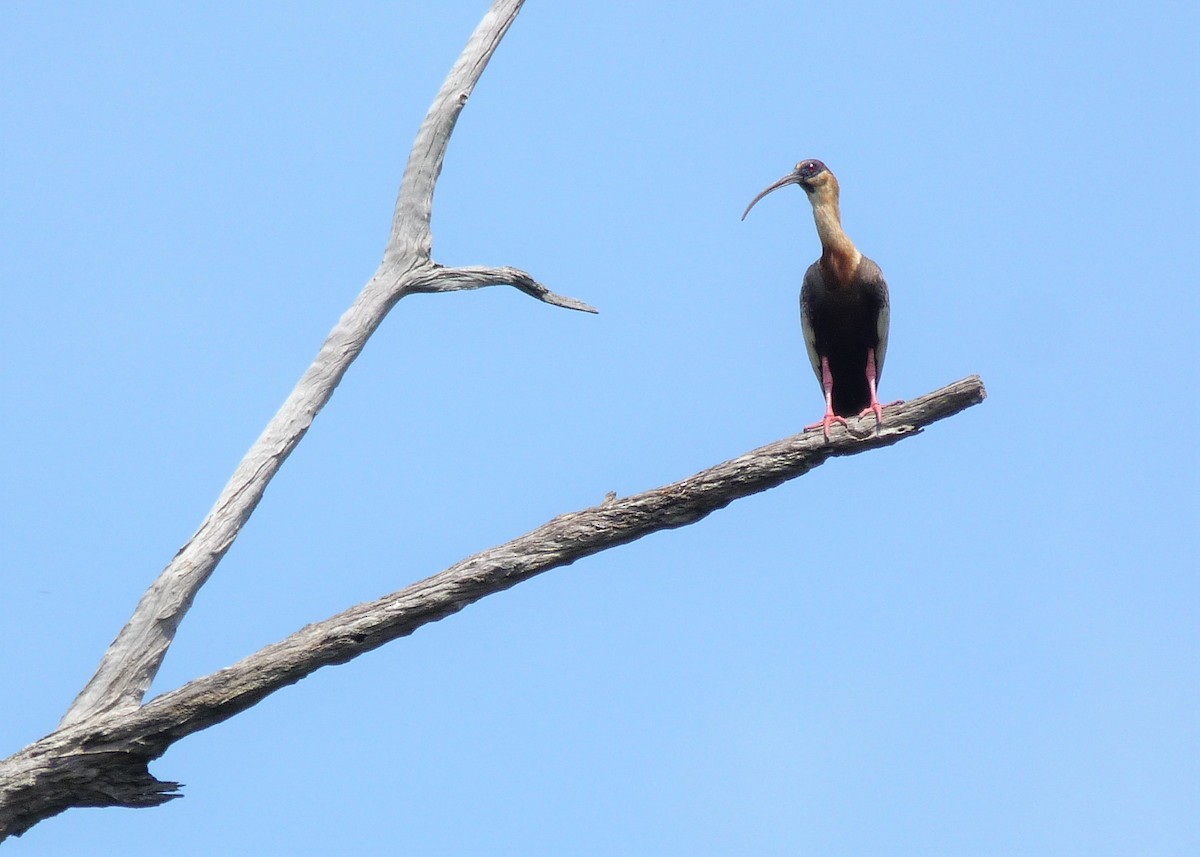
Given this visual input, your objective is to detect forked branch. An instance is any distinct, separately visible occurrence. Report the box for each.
[0,0,991,844]
[57,0,590,731]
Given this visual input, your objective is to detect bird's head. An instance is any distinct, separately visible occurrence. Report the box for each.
[741,159,838,220]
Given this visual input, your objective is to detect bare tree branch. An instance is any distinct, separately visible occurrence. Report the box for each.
[386,0,525,266]
[0,376,985,841]
[410,264,600,312]
[57,0,587,730]
[1,0,992,845]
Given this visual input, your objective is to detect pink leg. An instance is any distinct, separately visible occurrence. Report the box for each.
[856,348,902,432]
[804,356,849,441]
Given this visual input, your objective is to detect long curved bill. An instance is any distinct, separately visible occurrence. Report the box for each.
[741,171,801,221]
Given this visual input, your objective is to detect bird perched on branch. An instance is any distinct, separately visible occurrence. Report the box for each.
[742,159,895,440]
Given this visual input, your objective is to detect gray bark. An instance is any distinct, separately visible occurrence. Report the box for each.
[0,0,986,841]
[0,377,984,839]
[58,0,590,734]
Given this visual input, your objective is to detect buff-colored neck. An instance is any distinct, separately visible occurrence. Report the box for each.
[807,184,861,284]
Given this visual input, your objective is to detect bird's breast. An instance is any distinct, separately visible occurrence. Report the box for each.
[819,246,862,290]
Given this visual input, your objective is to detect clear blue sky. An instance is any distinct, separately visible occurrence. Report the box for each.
[3,2,1197,854]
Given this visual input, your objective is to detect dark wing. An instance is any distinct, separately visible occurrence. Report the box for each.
[856,256,891,382]
[798,262,825,385]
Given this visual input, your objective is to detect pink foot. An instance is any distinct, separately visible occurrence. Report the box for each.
[805,413,849,441]
[857,399,903,432]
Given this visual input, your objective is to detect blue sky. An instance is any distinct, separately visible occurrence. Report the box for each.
[2,2,1197,854]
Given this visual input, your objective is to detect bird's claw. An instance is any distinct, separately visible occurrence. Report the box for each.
[805,413,850,441]
[808,398,903,442]
[857,399,903,433]
[858,402,885,430]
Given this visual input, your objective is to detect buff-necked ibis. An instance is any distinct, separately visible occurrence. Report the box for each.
[742,159,894,440]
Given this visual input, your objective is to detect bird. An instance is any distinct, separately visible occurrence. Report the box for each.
[742,159,894,440]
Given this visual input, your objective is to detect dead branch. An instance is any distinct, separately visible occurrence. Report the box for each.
[0,0,989,842]
[56,0,589,732]
[1,376,984,840]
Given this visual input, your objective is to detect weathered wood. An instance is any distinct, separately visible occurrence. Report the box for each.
[123,376,988,750]
[0,0,990,842]
[56,0,594,731]
[385,1,524,266]
[1,376,984,840]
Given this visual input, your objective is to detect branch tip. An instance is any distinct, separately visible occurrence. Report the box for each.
[411,264,598,313]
